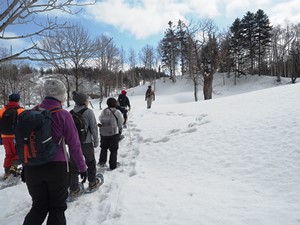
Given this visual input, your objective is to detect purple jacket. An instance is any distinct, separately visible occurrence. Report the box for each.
[39,98,87,172]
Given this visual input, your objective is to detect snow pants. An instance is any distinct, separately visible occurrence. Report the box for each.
[70,143,96,191]
[2,137,19,170]
[99,134,119,169]
[146,97,153,109]
[23,162,69,225]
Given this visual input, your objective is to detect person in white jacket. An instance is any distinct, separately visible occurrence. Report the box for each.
[98,97,124,170]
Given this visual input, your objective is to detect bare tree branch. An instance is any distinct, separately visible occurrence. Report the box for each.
[0,0,95,62]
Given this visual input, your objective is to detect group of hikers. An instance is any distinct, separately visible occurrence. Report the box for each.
[0,79,156,225]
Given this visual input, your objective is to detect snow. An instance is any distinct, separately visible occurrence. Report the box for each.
[1,74,300,225]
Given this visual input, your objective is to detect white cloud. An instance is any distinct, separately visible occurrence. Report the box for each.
[0,32,29,54]
[268,0,300,26]
[85,0,300,39]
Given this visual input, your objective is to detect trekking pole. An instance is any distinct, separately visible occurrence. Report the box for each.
[89,100,94,109]
[126,110,132,145]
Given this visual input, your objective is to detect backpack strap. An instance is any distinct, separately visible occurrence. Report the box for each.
[34,105,62,113]
[77,107,88,115]
[108,107,118,123]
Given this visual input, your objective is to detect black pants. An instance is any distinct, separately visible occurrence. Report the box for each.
[99,134,119,169]
[70,143,96,191]
[119,107,128,124]
[23,162,69,225]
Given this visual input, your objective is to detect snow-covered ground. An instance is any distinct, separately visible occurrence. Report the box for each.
[1,74,299,225]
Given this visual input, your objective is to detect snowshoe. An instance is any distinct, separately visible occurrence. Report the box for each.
[85,173,104,194]
[0,174,21,190]
[67,183,85,202]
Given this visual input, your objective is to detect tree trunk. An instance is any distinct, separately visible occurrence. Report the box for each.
[203,72,213,100]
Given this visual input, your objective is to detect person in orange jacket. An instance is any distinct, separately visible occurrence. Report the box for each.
[0,93,24,179]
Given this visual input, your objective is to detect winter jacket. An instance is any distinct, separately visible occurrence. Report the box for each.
[39,97,87,172]
[99,107,124,136]
[0,102,25,138]
[145,89,155,101]
[72,105,99,148]
[118,94,131,108]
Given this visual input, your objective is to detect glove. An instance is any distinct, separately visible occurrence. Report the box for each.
[21,167,25,183]
[128,107,131,111]
[80,171,87,184]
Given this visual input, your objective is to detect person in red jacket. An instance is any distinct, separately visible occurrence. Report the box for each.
[0,93,24,179]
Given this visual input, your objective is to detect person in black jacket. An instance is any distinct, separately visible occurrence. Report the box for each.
[117,90,131,128]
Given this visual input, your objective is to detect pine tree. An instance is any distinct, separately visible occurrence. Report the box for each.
[229,18,246,79]
[160,21,179,82]
[254,9,272,75]
[241,11,257,75]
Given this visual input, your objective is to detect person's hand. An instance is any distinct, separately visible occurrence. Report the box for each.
[80,171,87,183]
[128,107,131,111]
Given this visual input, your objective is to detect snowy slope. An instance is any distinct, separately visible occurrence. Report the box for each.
[0,74,299,225]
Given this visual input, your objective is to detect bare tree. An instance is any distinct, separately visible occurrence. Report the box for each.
[139,44,156,84]
[180,19,218,101]
[0,0,95,63]
[128,47,137,86]
[33,23,97,106]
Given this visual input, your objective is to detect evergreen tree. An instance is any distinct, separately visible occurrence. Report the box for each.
[241,11,256,75]
[229,18,246,79]
[160,21,179,82]
[176,20,189,78]
[254,9,272,75]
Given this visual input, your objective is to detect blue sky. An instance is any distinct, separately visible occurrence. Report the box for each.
[2,0,300,64]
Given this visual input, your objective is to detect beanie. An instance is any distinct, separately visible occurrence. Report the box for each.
[9,93,20,102]
[106,97,117,108]
[121,90,127,95]
[44,79,67,102]
[72,91,88,105]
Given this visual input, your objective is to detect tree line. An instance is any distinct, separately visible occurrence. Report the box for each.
[0,2,299,106]
[159,9,300,101]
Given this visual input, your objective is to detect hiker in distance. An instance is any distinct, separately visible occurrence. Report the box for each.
[0,93,24,179]
[69,91,100,197]
[145,85,155,109]
[117,89,131,128]
[22,79,87,225]
[98,97,124,170]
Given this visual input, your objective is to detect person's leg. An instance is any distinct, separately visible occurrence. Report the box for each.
[99,136,109,165]
[47,163,69,225]
[108,135,120,170]
[82,143,96,183]
[123,109,128,125]
[69,160,79,192]
[23,166,49,225]
[2,138,14,169]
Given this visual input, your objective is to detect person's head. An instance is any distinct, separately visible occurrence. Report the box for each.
[148,85,152,89]
[121,90,127,95]
[9,93,20,102]
[72,91,89,106]
[106,97,117,108]
[44,79,67,103]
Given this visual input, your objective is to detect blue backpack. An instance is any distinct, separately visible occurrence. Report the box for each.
[15,106,62,166]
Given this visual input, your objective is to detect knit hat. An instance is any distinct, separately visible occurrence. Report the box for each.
[106,97,117,108]
[44,79,67,102]
[9,93,20,102]
[121,90,127,95]
[72,91,88,105]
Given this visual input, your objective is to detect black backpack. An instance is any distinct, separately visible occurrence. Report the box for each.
[70,108,88,143]
[15,106,62,166]
[0,107,20,135]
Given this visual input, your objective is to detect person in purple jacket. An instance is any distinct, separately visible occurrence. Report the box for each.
[22,79,87,225]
